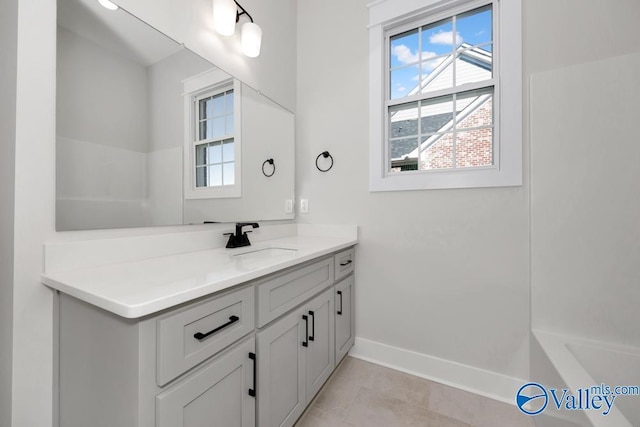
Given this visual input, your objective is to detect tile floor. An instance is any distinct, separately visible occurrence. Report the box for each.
[294,356,535,427]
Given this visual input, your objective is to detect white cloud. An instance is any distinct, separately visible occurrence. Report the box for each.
[392,44,419,65]
[422,56,447,72]
[392,45,442,67]
[429,30,462,46]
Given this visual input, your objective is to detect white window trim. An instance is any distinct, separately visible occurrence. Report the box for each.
[183,68,242,199]
[368,0,522,191]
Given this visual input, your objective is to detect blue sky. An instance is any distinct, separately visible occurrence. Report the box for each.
[390,6,492,99]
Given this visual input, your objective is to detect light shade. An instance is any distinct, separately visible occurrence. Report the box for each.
[241,22,262,57]
[213,0,237,36]
[98,0,119,10]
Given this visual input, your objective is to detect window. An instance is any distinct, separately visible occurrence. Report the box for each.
[369,0,522,191]
[194,88,235,187]
[184,69,241,199]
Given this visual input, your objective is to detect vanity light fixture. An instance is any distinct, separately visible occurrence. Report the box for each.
[98,0,118,11]
[212,0,262,57]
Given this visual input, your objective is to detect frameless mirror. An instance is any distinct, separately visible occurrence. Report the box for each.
[56,0,295,231]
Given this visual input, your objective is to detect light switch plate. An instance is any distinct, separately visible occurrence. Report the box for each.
[300,199,309,214]
[285,199,293,214]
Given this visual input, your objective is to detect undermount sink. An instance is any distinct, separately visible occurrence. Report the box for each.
[233,247,298,261]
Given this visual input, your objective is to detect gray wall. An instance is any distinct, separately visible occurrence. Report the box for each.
[0,0,18,423]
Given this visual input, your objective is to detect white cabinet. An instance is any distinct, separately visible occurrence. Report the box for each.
[255,308,306,427]
[156,337,256,427]
[304,288,335,399]
[56,247,355,427]
[256,288,334,427]
[335,275,355,363]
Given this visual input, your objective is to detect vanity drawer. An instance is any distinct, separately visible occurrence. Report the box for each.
[157,286,254,386]
[334,248,354,281]
[257,257,334,327]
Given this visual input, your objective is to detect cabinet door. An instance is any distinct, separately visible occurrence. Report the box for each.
[256,309,306,427]
[304,288,335,401]
[335,275,355,363]
[156,337,256,427]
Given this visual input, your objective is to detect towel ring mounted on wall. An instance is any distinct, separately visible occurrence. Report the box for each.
[262,158,275,177]
[315,151,334,172]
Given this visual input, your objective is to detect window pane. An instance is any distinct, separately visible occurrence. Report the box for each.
[455,128,493,168]
[199,98,211,120]
[456,89,493,129]
[420,55,453,94]
[456,5,492,48]
[226,90,234,111]
[420,132,454,170]
[389,137,419,171]
[211,93,225,117]
[208,165,222,186]
[390,29,419,68]
[195,166,207,187]
[226,116,234,135]
[211,117,226,139]
[222,139,235,162]
[198,120,210,141]
[223,163,235,185]
[390,65,419,100]
[421,18,456,55]
[455,47,492,86]
[195,144,208,166]
[207,142,222,164]
[420,95,454,135]
[389,102,419,140]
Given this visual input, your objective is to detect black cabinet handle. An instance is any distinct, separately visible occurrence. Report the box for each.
[308,311,315,341]
[340,259,353,267]
[248,352,256,397]
[337,291,343,315]
[193,315,239,341]
[302,315,309,347]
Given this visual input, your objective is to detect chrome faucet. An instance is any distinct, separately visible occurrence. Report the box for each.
[224,222,260,248]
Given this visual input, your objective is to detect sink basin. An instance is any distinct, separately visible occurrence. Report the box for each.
[233,247,297,261]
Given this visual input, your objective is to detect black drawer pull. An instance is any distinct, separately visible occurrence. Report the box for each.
[340,259,353,267]
[337,290,343,315]
[302,315,309,347]
[308,311,315,341]
[193,315,239,341]
[248,352,256,397]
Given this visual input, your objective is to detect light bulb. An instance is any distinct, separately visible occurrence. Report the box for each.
[98,0,118,10]
[213,0,237,36]
[241,22,262,57]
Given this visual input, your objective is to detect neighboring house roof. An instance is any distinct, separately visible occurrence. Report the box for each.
[390,43,492,162]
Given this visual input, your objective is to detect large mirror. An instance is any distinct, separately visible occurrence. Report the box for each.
[56,0,295,231]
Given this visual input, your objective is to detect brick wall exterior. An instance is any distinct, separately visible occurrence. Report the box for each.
[421,98,493,169]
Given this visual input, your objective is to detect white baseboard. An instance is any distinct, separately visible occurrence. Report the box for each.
[349,337,526,406]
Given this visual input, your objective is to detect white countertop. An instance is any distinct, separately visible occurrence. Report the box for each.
[42,231,357,319]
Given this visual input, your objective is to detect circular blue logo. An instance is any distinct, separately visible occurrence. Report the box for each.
[516,382,548,416]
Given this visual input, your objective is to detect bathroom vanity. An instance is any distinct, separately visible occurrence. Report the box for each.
[42,225,356,427]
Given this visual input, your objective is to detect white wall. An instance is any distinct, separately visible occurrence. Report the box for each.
[56,27,150,230]
[0,0,18,424]
[146,49,212,226]
[115,0,297,112]
[528,0,640,348]
[56,26,149,153]
[296,0,530,397]
[11,0,57,425]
